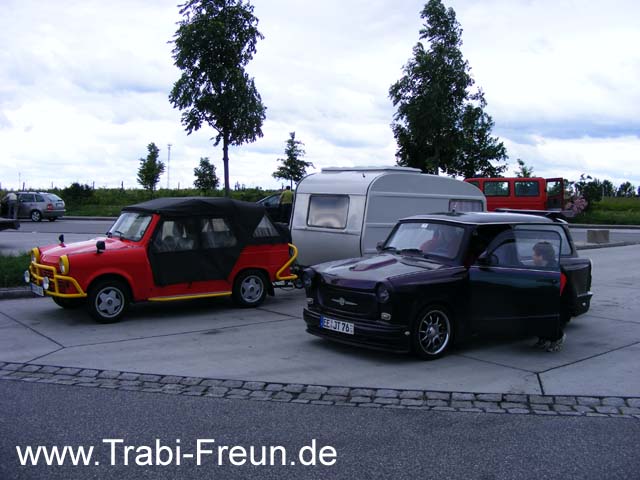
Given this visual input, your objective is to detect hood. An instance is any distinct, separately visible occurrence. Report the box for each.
[39,237,131,261]
[313,253,447,288]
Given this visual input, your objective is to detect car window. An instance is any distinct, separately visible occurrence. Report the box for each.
[514,181,540,197]
[483,181,510,196]
[47,194,63,201]
[200,217,237,249]
[150,219,199,252]
[19,194,35,202]
[253,215,280,238]
[514,230,562,269]
[483,229,561,269]
[109,212,152,242]
[514,224,571,255]
[307,195,349,229]
[386,222,465,259]
[35,194,45,202]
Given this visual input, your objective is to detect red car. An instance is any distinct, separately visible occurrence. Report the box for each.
[464,177,565,212]
[26,197,297,323]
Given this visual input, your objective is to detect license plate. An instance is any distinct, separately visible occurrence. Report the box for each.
[30,283,44,297]
[320,316,354,335]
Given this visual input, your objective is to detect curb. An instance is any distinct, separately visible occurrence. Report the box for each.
[1,362,639,419]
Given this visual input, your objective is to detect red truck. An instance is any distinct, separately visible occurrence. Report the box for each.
[464,177,567,215]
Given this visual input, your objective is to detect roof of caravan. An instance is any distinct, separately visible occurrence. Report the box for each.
[296,167,485,197]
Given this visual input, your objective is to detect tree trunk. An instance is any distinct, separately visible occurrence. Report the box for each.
[222,135,230,198]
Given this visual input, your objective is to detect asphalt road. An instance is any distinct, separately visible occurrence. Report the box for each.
[0,219,115,255]
[1,380,638,480]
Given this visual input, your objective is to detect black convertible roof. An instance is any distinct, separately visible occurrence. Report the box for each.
[123,197,265,218]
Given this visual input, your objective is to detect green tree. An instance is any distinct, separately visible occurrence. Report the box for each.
[169,0,266,197]
[389,0,507,177]
[515,159,534,178]
[574,174,602,209]
[272,132,313,188]
[136,143,165,195]
[601,179,615,197]
[617,181,636,197]
[456,93,508,178]
[193,157,220,193]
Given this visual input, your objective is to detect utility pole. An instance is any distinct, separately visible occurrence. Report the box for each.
[167,144,172,189]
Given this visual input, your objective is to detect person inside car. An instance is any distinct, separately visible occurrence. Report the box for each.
[531,241,566,352]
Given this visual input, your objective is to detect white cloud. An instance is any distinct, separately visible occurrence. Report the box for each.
[0,0,638,193]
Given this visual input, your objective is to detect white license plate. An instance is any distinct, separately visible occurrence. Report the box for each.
[30,283,44,296]
[320,316,354,335]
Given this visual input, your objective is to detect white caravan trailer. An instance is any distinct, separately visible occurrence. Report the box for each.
[291,166,486,266]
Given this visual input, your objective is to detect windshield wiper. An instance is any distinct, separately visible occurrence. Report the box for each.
[111,230,126,240]
[381,246,397,252]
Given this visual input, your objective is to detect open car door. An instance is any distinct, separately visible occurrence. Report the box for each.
[469,228,562,337]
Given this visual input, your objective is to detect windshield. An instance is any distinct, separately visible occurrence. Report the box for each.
[384,222,465,259]
[108,212,152,241]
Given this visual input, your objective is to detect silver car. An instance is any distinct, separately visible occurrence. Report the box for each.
[16,192,66,222]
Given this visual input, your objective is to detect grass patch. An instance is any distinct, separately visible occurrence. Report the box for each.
[573,209,640,225]
[0,253,30,288]
[595,197,640,212]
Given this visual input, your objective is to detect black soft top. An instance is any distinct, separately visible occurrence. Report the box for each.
[123,197,288,246]
[123,197,263,219]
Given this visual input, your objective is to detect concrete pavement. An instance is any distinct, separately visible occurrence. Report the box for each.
[1,245,640,414]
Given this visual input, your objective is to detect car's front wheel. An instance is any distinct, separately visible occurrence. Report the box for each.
[233,270,268,307]
[88,279,129,323]
[53,297,84,309]
[411,305,453,360]
[30,210,42,222]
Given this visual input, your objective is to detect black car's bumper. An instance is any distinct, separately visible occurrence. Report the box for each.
[303,308,411,353]
[571,291,593,317]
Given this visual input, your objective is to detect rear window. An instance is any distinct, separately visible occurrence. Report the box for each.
[483,181,509,196]
[47,194,63,201]
[307,195,349,229]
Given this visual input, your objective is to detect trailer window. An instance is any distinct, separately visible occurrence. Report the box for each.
[483,181,510,196]
[449,199,484,212]
[307,195,349,229]
[514,181,540,197]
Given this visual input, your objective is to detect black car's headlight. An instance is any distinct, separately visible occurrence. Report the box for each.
[376,283,391,303]
[303,269,316,289]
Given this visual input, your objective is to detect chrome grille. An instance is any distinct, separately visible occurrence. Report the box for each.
[318,284,378,317]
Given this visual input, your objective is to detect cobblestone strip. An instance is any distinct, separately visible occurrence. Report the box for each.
[2,363,639,420]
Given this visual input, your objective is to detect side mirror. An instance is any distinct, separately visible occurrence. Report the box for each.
[58,234,65,246]
[96,240,106,254]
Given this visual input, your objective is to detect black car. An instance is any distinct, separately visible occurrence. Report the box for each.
[302,212,592,359]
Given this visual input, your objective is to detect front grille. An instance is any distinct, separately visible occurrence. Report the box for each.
[318,284,378,318]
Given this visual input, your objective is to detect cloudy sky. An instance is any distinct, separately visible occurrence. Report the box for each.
[1,0,638,192]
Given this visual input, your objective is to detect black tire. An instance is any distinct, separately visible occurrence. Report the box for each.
[411,305,453,360]
[30,210,42,222]
[87,279,129,323]
[232,270,268,307]
[53,297,84,309]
